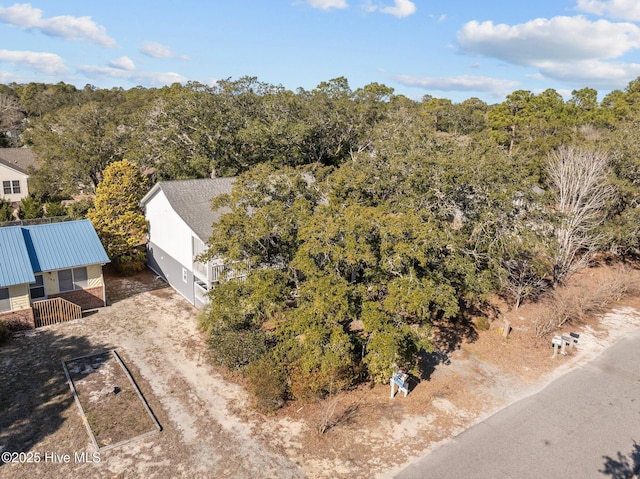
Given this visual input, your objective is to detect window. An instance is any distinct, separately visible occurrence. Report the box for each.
[73,267,88,289]
[58,267,88,292]
[29,274,46,300]
[58,269,73,292]
[0,287,10,312]
[2,180,20,194]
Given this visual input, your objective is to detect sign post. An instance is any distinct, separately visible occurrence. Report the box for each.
[390,368,409,398]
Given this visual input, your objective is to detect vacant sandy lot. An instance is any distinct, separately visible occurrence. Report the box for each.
[1,267,639,478]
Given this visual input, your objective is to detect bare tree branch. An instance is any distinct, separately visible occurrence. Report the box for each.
[547,146,614,283]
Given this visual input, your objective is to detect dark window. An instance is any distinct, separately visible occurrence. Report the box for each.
[0,287,10,312]
[29,274,46,300]
[2,180,21,194]
[58,269,73,292]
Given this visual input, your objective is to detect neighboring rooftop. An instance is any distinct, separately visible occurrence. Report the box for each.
[0,219,110,287]
[0,147,38,173]
[141,178,235,242]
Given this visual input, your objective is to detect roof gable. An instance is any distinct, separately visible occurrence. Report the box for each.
[142,178,234,242]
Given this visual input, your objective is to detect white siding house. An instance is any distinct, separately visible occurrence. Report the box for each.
[0,148,36,204]
[141,178,247,308]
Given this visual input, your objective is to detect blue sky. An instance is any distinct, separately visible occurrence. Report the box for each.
[1,1,640,103]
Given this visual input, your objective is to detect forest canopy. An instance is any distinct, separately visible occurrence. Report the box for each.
[3,76,640,409]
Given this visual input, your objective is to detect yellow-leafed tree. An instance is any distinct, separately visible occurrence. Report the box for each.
[88,159,148,274]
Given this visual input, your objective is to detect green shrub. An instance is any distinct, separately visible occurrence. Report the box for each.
[44,201,68,217]
[114,251,147,276]
[475,316,491,332]
[0,198,14,222]
[245,356,287,413]
[67,198,94,219]
[207,327,268,370]
[18,195,43,219]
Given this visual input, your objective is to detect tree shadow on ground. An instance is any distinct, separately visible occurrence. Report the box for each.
[430,315,479,353]
[416,349,451,381]
[415,312,479,382]
[104,265,169,305]
[0,330,108,466]
[600,441,640,478]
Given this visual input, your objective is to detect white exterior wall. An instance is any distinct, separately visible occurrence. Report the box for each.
[0,163,29,203]
[144,189,196,269]
[9,284,29,311]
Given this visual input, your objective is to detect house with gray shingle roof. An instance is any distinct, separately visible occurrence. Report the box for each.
[0,148,37,204]
[0,219,110,329]
[140,178,247,307]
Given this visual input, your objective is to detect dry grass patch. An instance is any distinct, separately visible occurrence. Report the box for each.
[534,265,640,337]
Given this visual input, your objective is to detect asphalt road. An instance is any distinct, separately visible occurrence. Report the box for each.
[395,329,640,479]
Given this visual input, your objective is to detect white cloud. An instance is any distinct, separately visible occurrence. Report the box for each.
[0,3,116,47]
[576,0,640,21]
[306,0,348,10]
[380,0,416,18]
[536,59,640,87]
[78,64,187,87]
[109,56,135,71]
[395,74,519,93]
[0,49,66,74]
[456,15,640,90]
[141,41,187,60]
[457,16,640,65]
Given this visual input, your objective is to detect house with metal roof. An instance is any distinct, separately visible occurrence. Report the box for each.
[0,148,38,204]
[140,178,247,307]
[0,219,110,329]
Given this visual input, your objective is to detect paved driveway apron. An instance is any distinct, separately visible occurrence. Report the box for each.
[396,329,640,479]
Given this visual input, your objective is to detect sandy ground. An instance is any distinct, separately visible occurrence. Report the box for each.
[1,267,639,478]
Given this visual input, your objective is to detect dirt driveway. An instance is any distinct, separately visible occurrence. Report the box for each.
[1,268,639,478]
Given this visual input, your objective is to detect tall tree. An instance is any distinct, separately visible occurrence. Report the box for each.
[87,159,148,273]
[25,101,132,194]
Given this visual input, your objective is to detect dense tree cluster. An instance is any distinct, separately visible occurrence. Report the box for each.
[3,76,640,408]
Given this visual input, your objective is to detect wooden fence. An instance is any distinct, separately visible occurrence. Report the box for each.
[33,297,82,328]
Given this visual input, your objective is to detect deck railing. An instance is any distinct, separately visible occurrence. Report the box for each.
[32,297,82,328]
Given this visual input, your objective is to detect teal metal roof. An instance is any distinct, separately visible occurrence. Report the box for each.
[23,220,110,272]
[0,219,110,287]
[0,226,35,288]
